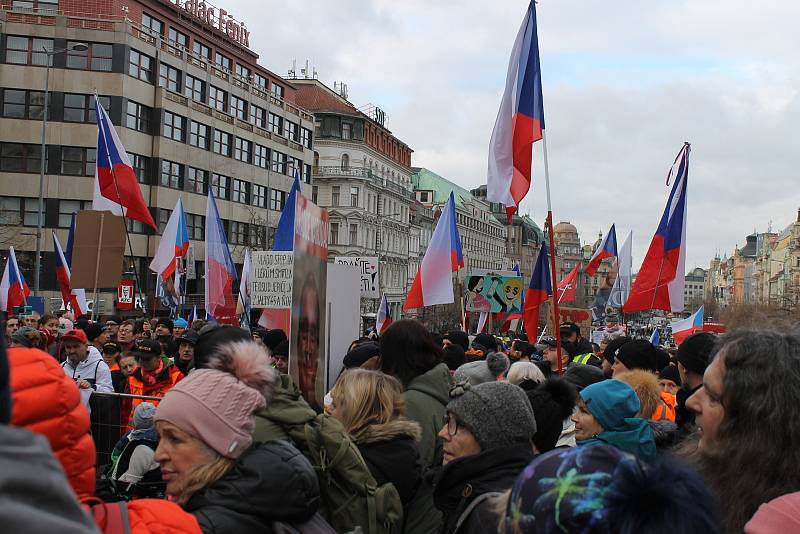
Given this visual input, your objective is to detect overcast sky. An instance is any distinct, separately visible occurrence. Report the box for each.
[226,0,800,272]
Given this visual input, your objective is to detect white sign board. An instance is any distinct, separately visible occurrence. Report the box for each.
[251,251,293,308]
[325,264,361,391]
[334,256,379,297]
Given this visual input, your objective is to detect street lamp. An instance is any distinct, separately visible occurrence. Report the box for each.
[34,43,88,295]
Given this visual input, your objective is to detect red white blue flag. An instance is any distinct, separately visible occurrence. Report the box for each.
[671,305,704,345]
[376,293,392,334]
[149,197,189,281]
[624,144,690,313]
[0,247,29,314]
[487,1,545,221]
[53,231,87,316]
[523,241,552,339]
[205,188,238,323]
[585,224,618,277]
[92,97,156,229]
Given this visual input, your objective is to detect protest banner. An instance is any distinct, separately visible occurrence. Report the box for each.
[547,305,592,338]
[464,273,524,313]
[325,264,360,391]
[334,256,379,297]
[251,251,293,309]
[289,193,329,412]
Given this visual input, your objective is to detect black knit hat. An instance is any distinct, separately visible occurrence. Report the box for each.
[658,365,682,387]
[602,336,631,364]
[81,322,107,342]
[473,333,498,352]
[614,339,659,372]
[263,329,288,351]
[676,332,717,375]
[443,330,470,351]
[194,325,252,369]
[562,364,605,392]
[343,342,380,369]
[525,378,577,453]
[156,317,174,332]
[272,339,289,358]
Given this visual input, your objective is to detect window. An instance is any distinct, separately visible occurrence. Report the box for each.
[269,189,286,211]
[184,74,205,103]
[211,173,229,199]
[186,213,204,240]
[285,120,298,142]
[254,73,267,89]
[330,222,339,245]
[63,93,109,123]
[126,101,151,133]
[158,208,171,234]
[271,83,284,99]
[332,186,340,206]
[160,160,182,188]
[235,64,251,80]
[252,184,266,208]
[212,130,232,156]
[0,197,21,225]
[215,52,231,71]
[6,36,53,66]
[192,40,211,59]
[130,153,150,183]
[269,113,283,135]
[230,95,247,120]
[287,157,300,177]
[129,49,154,83]
[300,127,312,149]
[270,150,286,174]
[341,154,350,170]
[23,198,40,226]
[189,121,210,149]
[162,111,185,142]
[209,85,227,112]
[303,164,312,184]
[349,224,358,245]
[60,147,95,176]
[142,13,164,35]
[234,137,251,162]
[342,123,351,140]
[185,167,207,194]
[250,104,266,129]
[12,0,58,13]
[350,186,359,207]
[66,42,113,71]
[0,143,42,173]
[168,28,188,48]
[58,200,89,228]
[158,63,181,92]
[311,186,318,204]
[2,89,46,119]
[232,179,249,203]
[254,144,269,168]
[229,221,249,245]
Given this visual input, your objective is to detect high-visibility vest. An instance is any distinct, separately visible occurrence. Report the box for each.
[572,353,595,365]
[651,391,677,422]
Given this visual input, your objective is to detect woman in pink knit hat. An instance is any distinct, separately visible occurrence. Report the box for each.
[154,338,322,532]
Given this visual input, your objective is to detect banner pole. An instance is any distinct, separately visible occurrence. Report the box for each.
[542,131,565,375]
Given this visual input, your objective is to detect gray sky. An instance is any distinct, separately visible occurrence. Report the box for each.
[225,0,800,272]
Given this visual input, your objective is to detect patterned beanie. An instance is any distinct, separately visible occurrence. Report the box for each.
[155,340,276,459]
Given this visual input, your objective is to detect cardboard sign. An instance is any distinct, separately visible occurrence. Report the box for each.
[464,273,524,313]
[325,264,361,391]
[547,305,593,339]
[70,210,126,289]
[251,251,293,308]
[334,256,378,297]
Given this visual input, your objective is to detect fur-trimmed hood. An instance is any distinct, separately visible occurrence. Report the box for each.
[352,418,422,445]
[615,369,661,419]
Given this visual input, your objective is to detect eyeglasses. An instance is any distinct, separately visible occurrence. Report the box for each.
[442,414,460,436]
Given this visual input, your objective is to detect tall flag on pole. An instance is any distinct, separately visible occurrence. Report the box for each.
[523,242,552,339]
[92,97,156,229]
[376,293,393,334]
[65,213,77,268]
[237,248,252,328]
[0,247,30,313]
[487,1,545,222]
[53,231,87,316]
[404,192,463,309]
[274,171,302,252]
[608,230,633,309]
[204,188,238,323]
[557,263,581,303]
[585,224,618,277]
[149,197,189,281]
[670,305,704,345]
[624,144,690,313]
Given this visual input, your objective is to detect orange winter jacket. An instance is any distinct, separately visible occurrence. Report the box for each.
[652,391,677,422]
[87,499,202,534]
[9,347,97,500]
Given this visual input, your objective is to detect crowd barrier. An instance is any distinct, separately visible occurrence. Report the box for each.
[90,391,163,471]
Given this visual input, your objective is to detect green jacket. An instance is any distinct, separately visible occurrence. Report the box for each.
[253,374,316,443]
[404,362,452,469]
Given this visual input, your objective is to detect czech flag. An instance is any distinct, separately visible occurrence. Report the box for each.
[204,188,238,324]
[585,224,618,277]
[523,241,552,340]
[91,96,156,230]
[500,312,522,333]
[671,305,704,345]
[624,144,690,313]
[188,305,197,326]
[274,171,301,252]
[149,197,189,281]
[487,1,545,221]
[376,293,393,334]
[404,192,463,310]
[557,263,581,304]
[0,247,29,314]
[649,328,660,347]
[53,231,87,316]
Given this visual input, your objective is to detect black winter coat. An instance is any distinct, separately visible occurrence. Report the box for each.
[185,440,320,534]
[433,444,534,534]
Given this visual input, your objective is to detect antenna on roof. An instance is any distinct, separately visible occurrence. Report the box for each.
[288,59,296,79]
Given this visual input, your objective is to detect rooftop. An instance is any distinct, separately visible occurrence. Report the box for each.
[411,167,474,207]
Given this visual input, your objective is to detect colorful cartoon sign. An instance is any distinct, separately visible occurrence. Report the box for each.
[464,273,524,313]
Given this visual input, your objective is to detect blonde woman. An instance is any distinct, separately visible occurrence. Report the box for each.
[330,369,422,509]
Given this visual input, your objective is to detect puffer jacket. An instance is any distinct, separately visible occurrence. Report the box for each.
[61,346,114,407]
[9,347,96,500]
[185,440,320,533]
[252,373,316,443]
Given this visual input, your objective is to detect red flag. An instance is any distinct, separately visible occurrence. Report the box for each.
[557,263,581,304]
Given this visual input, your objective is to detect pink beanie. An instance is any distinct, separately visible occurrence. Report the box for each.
[745,492,800,534]
[155,340,276,459]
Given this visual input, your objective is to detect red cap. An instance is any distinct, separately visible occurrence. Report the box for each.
[61,329,88,344]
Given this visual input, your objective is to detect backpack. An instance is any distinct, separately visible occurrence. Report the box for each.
[285,413,404,534]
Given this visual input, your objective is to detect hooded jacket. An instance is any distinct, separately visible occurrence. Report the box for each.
[185,441,320,533]
[404,362,452,469]
[252,373,317,443]
[61,346,114,407]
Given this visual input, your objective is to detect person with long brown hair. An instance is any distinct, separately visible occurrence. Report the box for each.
[330,369,422,510]
[686,328,800,533]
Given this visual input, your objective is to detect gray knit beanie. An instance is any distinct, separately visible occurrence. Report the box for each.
[446,381,536,451]
[132,402,157,430]
[454,351,510,386]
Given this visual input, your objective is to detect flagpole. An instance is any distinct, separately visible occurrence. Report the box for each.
[542,131,565,375]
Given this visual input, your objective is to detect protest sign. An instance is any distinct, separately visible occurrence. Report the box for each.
[547,306,592,338]
[325,264,360,391]
[334,256,379,297]
[251,251,293,309]
[464,273,524,313]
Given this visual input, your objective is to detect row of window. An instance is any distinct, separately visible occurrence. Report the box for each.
[0,143,95,176]
[1,89,111,124]
[5,37,112,71]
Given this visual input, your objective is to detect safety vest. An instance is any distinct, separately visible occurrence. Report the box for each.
[651,391,677,422]
[572,353,596,365]
[123,365,183,428]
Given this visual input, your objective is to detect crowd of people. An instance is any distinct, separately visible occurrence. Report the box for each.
[2,310,800,533]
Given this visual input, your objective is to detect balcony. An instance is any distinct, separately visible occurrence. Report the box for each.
[314,166,414,200]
